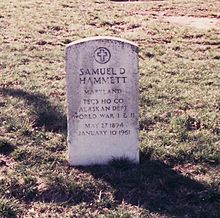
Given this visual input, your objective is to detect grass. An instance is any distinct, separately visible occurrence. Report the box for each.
[0,0,220,217]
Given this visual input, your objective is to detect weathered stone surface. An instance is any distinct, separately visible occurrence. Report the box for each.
[66,36,139,166]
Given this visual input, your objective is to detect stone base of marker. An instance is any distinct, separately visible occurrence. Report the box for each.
[66,36,139,166]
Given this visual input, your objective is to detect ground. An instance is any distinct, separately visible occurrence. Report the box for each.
[0,0,220,217]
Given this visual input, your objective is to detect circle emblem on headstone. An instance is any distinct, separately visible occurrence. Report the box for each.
[94,47,111,64]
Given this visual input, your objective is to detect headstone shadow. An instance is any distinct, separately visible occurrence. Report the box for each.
[78,156,220,217]
[0,87,67,134]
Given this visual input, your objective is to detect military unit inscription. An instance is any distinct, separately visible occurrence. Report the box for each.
[66,36,139,166]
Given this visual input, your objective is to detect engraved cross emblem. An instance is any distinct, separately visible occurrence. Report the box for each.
[97,49,108,62]
[94,47,111,64]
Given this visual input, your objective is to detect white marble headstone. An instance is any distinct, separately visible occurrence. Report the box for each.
[66,36,139,166]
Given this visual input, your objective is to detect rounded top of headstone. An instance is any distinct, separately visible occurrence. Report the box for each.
[66,36,138,51]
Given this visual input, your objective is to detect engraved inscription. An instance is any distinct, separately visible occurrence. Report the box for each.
[73,65,135,135]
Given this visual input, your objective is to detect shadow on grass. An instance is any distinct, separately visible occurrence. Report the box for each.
[0,139,15,155]
[38,180,95,204]
[0,87,67,134]
[78,156,220,217]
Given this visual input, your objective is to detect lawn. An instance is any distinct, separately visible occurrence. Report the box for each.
[0,0,219,217]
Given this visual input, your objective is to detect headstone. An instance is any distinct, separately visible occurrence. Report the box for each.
[66,36,139,166]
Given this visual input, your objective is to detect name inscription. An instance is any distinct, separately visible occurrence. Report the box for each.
[79,68,127,85]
